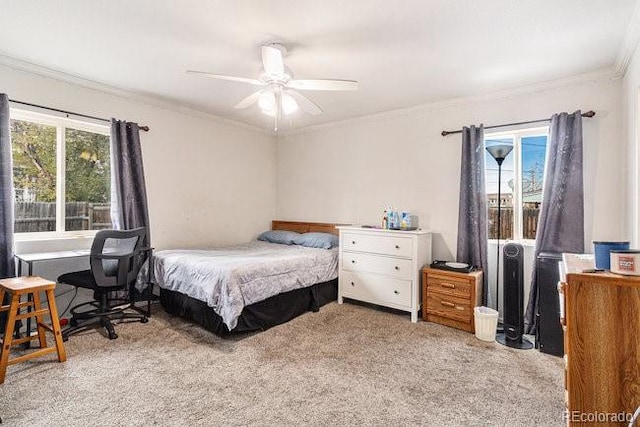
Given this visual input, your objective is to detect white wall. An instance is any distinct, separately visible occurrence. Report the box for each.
[277,72,626,259]
[623,44,640,247]
[277,72,625,314]
[0,63,277,282]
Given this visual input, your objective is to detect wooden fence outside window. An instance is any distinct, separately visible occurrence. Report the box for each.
[14,202,111,233]
[487,207,540,240]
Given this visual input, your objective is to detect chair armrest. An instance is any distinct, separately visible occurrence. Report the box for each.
[92,253,132,261]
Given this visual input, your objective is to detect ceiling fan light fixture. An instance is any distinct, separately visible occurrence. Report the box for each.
[261,107,276,117]
[258,90,276,112]
[260,90,299,117]
[281,93,298,115]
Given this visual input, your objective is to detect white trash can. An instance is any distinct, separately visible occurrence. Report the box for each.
[474,306,499,342]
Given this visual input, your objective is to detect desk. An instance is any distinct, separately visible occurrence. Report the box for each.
[13,250,91,347]
[16,249,90,277]
[11,248,153,346]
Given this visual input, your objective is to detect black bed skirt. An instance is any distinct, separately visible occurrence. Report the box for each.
[159,278,338,337]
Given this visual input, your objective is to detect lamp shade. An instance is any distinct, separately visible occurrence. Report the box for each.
[486,143,514,166]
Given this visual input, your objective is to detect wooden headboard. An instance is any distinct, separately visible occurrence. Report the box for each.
[272,220,346,236]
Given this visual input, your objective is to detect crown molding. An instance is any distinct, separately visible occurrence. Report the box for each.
[280,68,617,137]
[0,52,270,135]
[0,52,617,140]
[614,0,640,76]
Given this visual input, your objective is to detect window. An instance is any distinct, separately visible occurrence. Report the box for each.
[485,127,548,240]
[11,109,112,236]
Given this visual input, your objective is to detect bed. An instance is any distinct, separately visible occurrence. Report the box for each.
[154,221,342,336]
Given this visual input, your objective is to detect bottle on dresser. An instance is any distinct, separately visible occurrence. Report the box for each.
[388,207,399,229]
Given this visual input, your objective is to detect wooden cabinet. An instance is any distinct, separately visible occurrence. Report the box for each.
[337,226,432,322]
[561,273,640,426]
[422,268,482,333]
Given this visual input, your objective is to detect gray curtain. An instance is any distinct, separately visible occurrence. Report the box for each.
[110,119,150,248]
[457,125,489,305]
[0,94,15,279]
[524,111,584,334]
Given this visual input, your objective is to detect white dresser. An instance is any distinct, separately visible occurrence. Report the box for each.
[337,226,432,322]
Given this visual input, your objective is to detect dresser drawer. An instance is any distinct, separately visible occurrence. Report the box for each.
[427,274,472,298]
[342,252,413,279]
[342,232,413,258]
[341,271,412,308]
[426,291,471,322]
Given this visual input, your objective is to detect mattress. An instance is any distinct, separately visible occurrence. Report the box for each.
[152,240,339,330]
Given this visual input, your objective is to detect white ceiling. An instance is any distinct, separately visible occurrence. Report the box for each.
[0,0,637,131]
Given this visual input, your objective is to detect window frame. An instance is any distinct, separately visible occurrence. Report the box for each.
[10,108,111,241]
[485,125,548,242]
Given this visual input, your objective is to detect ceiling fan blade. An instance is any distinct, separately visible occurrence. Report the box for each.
[186,70,264,86]
[287,79,359,91]
[234,91,263,109]
[262,45,284,76]
[287,90,323,116]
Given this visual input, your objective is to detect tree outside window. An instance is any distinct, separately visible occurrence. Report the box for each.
[11,112,112,234]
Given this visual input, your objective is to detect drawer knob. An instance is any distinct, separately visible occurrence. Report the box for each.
[441,301,455,308]
[351,281,355,287]
[395,245,400,249]
[441,283,456,289]
[351,241,356,245]
[351,260,356,264]
[394,266,399,270]
[394,290,399,295]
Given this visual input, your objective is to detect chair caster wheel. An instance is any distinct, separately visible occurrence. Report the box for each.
[140,317,149,323]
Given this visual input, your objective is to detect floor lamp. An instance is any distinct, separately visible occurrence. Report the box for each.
[485,142,513,331]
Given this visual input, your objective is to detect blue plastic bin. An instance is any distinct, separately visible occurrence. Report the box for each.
[593,241,630,270]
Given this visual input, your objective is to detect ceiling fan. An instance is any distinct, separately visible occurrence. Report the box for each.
[187,43,359,131]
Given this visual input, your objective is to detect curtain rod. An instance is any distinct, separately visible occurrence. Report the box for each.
[9,99,150,132]
[440,110,595,137]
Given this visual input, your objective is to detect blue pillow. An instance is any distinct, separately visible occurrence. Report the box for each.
[257,230,300,245]
[293,232,339,249]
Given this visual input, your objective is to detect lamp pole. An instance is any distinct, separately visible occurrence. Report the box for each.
[485,143,514,324]
[495,158,503,317]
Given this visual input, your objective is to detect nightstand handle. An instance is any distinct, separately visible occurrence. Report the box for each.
[441,283,456,289]
[351,260,356,264]
[394,266,399,270]
[351,241,356,245]
[441,301,455,308]
[351,281,355,287]
[395,245,400,249]
[393,290,399,295]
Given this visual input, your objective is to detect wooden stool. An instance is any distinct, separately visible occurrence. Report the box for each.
[0,276,67,384]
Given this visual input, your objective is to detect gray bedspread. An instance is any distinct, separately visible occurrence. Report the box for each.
[152,241,339,330]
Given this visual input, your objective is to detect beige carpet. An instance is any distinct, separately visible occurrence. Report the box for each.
[0,302,564,426]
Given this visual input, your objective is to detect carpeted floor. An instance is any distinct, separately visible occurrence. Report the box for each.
[0,302,564,426]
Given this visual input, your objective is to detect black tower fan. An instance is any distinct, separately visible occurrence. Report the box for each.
[496,243,533,349]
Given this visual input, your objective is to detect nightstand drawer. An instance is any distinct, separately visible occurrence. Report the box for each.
[342,232,413,257]
[341,271,412,308]
[342,252,413,279]
[427,275,472,298]
[422,268,482,332]
[426,291,471,322]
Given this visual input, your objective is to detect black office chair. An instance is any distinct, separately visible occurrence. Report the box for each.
[59,227,149,340]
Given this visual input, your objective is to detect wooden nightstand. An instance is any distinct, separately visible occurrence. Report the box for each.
[422,268,483,333]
